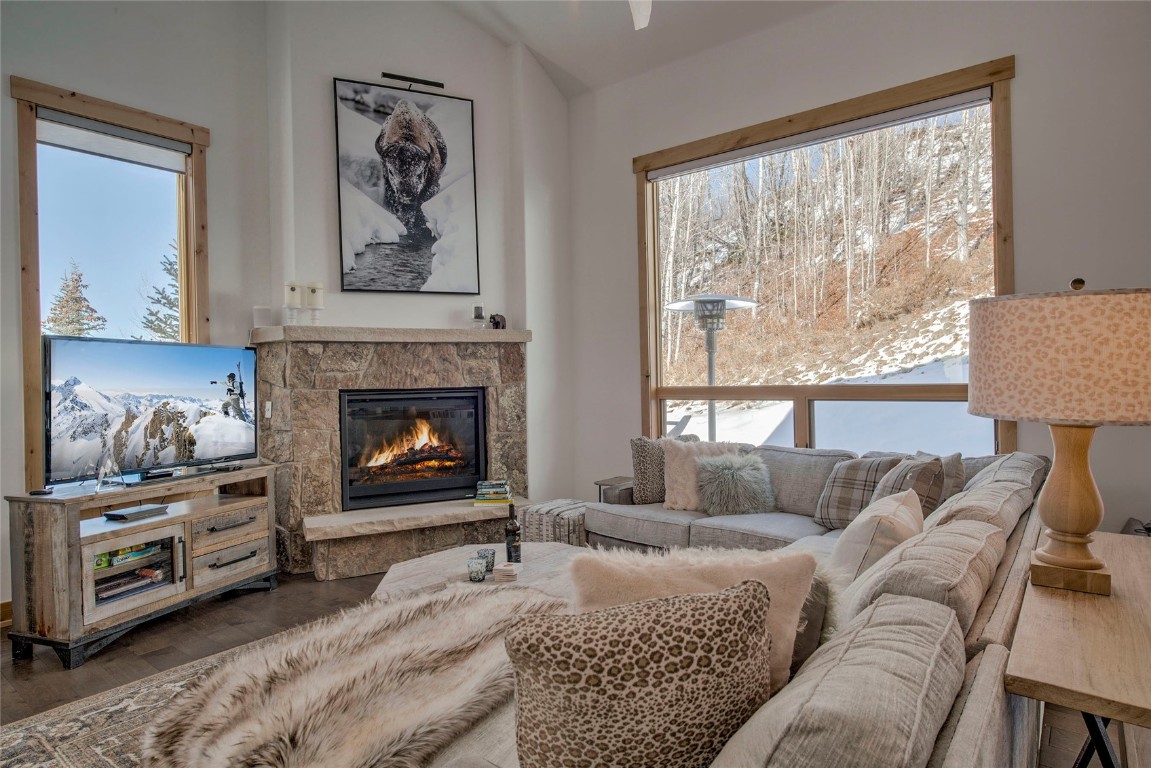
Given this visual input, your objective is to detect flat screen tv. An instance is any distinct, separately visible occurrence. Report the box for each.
[43,336,258,486]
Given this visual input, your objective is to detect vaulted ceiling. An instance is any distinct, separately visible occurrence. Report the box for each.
[448,1,837,97]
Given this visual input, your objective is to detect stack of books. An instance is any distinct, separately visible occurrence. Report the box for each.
[474,480,511,508]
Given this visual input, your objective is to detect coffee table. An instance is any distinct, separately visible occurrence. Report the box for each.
[372,542,583,604]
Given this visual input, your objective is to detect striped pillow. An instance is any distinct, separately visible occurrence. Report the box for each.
[814,456,903,530]
[872,457,945,513]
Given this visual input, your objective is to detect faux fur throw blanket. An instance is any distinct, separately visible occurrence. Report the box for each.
[142,584,567,768]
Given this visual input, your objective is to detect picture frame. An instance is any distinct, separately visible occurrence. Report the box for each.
[334,78,479,294]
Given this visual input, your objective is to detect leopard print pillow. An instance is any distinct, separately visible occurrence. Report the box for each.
[506,580,772,768]
[630,434,700,505]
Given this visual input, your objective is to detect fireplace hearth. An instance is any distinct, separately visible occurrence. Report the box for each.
[340,387,486,510]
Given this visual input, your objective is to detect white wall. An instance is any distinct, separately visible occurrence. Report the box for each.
[265,4,574,497]
[568,1,1151,530]
[0,1,575,604]
[0,1,272,604]
[513,45,575,499]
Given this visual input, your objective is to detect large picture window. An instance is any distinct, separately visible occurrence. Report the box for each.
[634,58,1015,453]
[12,77,211,490]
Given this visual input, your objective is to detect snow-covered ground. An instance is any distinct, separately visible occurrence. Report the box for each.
[668,356,993,457]
[667,298,995,457]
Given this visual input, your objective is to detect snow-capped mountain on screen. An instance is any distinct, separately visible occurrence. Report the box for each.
[48,376,255,482]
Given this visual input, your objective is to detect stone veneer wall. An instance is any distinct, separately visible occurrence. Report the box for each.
[252,328,529,575]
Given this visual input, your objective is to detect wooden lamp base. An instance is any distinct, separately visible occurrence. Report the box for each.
[1030,553,1111,595]
[1031,424,1112,596]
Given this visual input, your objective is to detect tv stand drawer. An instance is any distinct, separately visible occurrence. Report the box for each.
[191,501,269,554]
[192,538,270,589]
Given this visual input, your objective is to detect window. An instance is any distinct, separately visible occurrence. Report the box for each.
[634,58,1016,453]
[13,77,211,489]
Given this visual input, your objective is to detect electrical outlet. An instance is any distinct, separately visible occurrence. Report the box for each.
[264,401,273,419]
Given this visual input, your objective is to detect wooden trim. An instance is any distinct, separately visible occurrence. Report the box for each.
[653,384,969,402]
[991,79,1017,450]
[1,600,11,629]
[992,79,1014,296]
[633,56,1015,174]
[637,172,657,436]
[997,419,1019,454]
[9,76,210,146]
[636,58,1017,450]
[13,80,212,490]
[186,144,210,342]
[17,99,44,492]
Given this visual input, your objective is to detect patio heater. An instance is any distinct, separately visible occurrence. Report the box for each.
[666,294,756,441]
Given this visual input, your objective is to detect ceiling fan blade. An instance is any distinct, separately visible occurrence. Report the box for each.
[629,0,652,30]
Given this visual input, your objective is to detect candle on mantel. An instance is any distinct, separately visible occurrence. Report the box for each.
[284,283,302,309]
[305,283,325,309]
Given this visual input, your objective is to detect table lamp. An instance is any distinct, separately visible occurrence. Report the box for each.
[968,287,1151,595]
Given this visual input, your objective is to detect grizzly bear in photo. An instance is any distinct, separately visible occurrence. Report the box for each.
[375,100,448,231]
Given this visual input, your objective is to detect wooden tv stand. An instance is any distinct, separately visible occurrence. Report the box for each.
[6,464,278,669]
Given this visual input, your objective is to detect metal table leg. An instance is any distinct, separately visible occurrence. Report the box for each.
[1074,713,1118,768]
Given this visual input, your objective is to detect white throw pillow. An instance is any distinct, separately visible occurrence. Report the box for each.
[662,439,744,511]
[570,546,817,694]
[830,489,923,580]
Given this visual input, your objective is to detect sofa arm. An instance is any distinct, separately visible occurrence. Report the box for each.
[601,481,635,505]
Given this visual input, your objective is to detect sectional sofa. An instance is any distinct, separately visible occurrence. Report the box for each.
[433,448,1051,767]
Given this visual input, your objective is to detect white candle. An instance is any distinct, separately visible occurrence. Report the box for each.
[284,283,302,308]
[305,283,325,309]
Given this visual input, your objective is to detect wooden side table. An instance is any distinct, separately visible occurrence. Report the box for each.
[593,476,632,503]
[1005,532,1151,768]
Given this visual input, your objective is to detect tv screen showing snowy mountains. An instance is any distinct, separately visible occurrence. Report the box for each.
[45,337,257,484]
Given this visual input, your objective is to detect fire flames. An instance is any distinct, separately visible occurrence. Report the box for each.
[356,419,466,481]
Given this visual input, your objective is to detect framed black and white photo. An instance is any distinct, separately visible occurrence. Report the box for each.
[334,78,479,294]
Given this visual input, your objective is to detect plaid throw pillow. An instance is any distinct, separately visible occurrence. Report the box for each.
[814,456,903,530]
[872,457,945,513]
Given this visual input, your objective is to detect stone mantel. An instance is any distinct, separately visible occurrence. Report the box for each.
[250,328,529,579]
[250,326,532,345]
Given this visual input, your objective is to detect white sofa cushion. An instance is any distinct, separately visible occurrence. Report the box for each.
[689,512,830,550]
[839,520,1007,634]
[711,594,965,768]
[925,481,1034,535]
[584,502,706,549]
[750,445,856,516]
[927,644,1012,768]
[830,489,923,580]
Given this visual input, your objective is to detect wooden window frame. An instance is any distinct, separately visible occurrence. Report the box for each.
[12,76,212,491]
[633,57,1017,452]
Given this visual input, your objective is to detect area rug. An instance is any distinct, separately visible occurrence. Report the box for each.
[2,584,566,768]
[1,642,256,768]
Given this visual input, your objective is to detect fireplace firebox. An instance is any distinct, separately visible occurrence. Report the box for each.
[339,388,486,510]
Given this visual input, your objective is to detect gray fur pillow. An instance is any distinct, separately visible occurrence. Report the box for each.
[696,453,776,516]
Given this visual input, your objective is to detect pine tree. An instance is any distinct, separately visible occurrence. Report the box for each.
[42,260,108,336]
[137,245,180,341]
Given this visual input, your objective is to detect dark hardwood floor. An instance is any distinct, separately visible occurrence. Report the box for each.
[1,571,381,724]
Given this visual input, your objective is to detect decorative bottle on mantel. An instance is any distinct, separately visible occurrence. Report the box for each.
[505,502,522,564]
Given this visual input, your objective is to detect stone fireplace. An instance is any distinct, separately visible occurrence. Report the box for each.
[251,327,530,579]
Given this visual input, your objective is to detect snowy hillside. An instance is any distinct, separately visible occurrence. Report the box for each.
[48,377,255,482]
